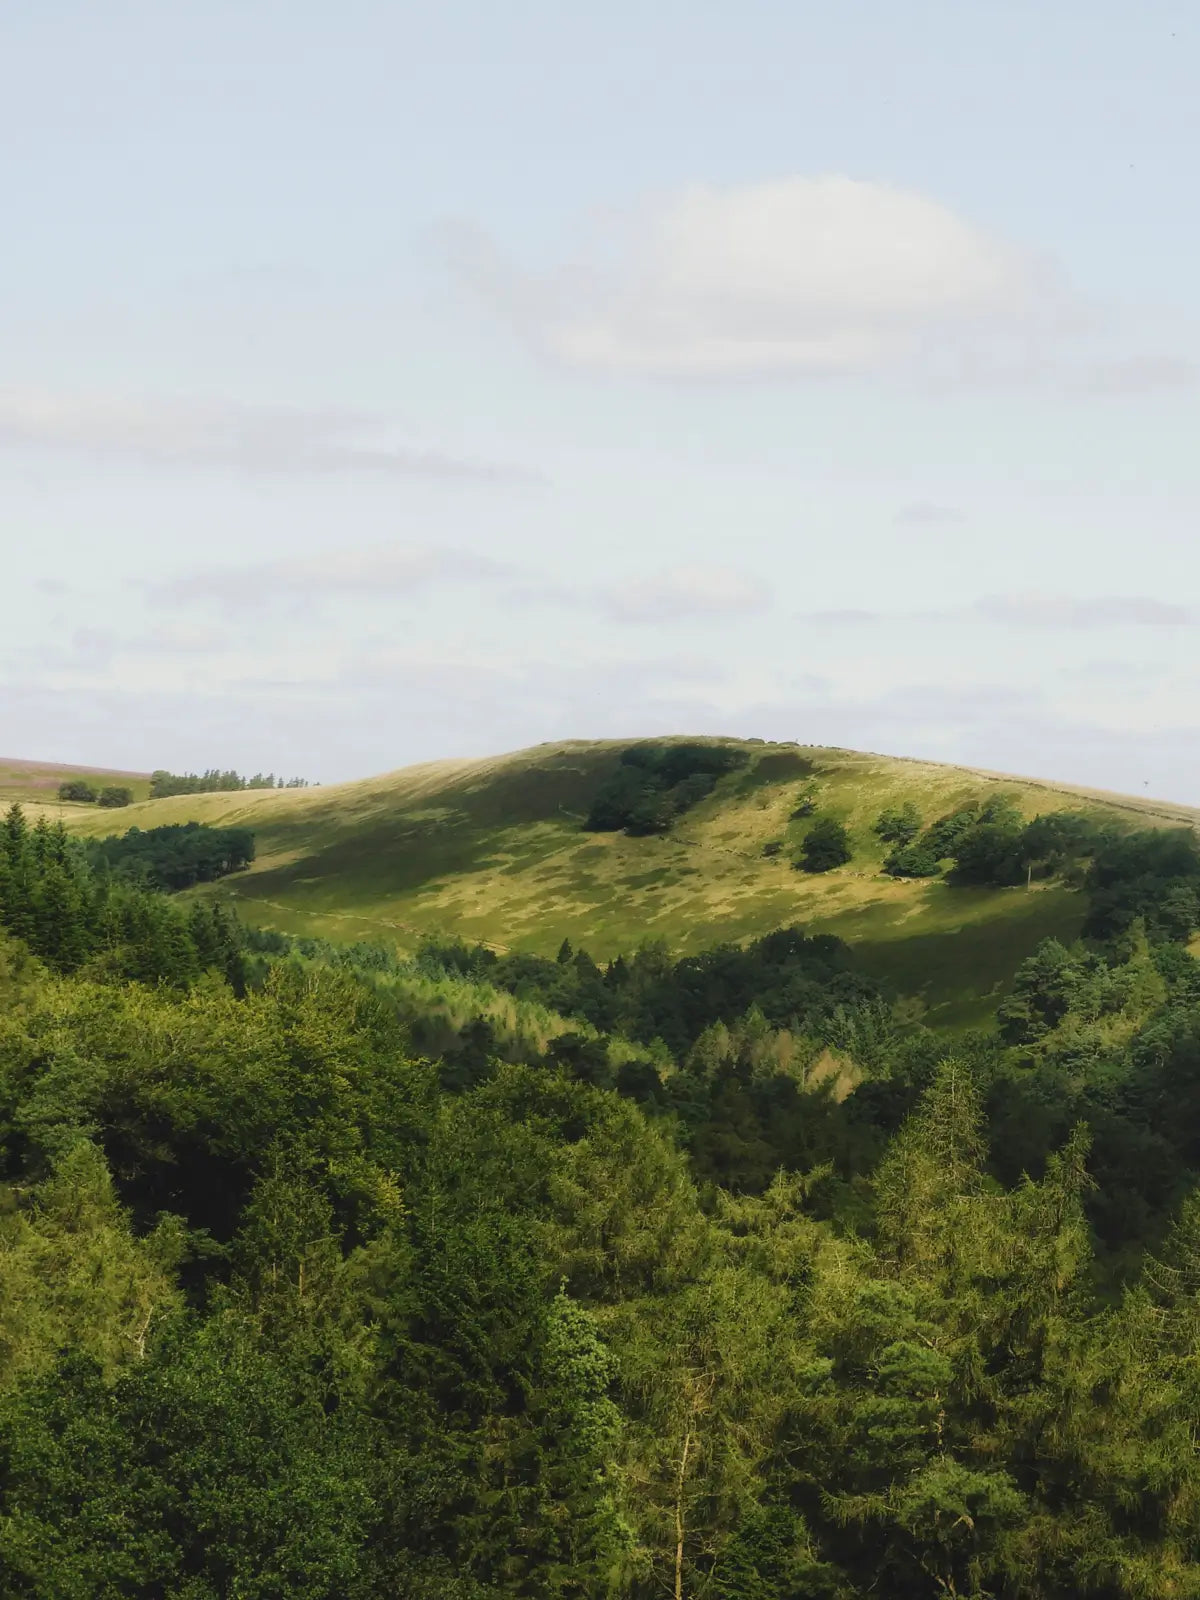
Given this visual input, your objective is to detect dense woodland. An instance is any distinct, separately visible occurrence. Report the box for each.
[7,799,1200,1594]
[87,820,257,891]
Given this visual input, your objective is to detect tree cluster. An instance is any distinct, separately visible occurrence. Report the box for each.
[0,804,245,988]
[87,820,256,891]
[149,768,310,798]
[57,779,133,807]
[871,799,1200,944]
[584,743,748,836]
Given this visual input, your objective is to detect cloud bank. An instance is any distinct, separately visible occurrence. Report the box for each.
[799,591,1194,629]
[155,544,516,610]
[453,175,1065,379]
[0,390,539,484]
[601,565,770,622]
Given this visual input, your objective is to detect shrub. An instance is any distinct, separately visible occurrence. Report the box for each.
[797,818,852,873]
[883,841,942,878]
[874,803,922,845]
[97,787,133,808]
[57,780,97,803]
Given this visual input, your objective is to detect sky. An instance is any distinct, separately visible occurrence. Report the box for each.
[3,0,1200,799]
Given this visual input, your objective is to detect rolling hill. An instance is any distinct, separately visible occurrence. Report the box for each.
[0,756,153,807]
[43,738,1200,1029]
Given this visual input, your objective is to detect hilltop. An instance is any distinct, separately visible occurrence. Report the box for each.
[45,738,1200,1028]
[0,756,153,807]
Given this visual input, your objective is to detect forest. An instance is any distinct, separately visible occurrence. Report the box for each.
[6,801,1200,1595]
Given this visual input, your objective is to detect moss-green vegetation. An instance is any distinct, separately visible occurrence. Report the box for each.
[8,780,1200,1594]
[49,738,1200,1030]
[0,756,152,808]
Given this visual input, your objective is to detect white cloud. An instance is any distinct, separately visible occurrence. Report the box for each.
[798,592,1194,629]
[155,543,514,608]
[974,592,1192,628]
[452,176,1057,378]
[602,565,770,622]
[1079,355,1199,395]
[0,389,539,484]
[894,501,968,526]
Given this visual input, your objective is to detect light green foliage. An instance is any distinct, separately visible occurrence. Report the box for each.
[0,1143,184,1387]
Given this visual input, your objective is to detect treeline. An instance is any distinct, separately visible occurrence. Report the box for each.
[414,926,882,1060]
[87,820,256,891]
[875,797,1200,937]
[150,767,311,797]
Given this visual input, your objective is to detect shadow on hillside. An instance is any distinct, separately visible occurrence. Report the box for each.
[243,749,630,902]
[850,893,1087,1031]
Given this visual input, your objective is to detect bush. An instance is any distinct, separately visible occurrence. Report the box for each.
[883,841,942,878]
[797,818,852,874]
[874,803,921,845]
[57,781,97,803]
[97,787,133,808]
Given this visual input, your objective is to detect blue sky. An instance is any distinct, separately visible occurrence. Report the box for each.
[4,0,1199,798]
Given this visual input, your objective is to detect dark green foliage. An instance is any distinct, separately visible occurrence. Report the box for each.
[584,742,747,835]
[97,785,133,808]
[150,768,310,798]
[873,802,921,845]
[882,840,941,878]
[414,924,881,1062]
[56,779,97,803]
[1086,827,1200,940]
[923,803,983,860]
[797,817,852,873]
[7,793,1200,1595]
[88,820,256,890]
[0,803,244,985]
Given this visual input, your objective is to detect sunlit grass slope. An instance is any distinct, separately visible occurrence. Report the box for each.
[55,739,1200,1029]
[0,756,152,808]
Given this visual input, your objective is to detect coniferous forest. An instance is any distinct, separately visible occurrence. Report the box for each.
[7,800,1200,1596]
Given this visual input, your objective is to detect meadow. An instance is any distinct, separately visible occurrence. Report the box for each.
[44,738,1200,1028]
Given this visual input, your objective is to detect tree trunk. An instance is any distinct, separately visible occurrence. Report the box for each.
[674,1427,693,1600]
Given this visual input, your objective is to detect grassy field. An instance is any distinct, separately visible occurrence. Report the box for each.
[0,756,153,809]
[41,738,1200,1030]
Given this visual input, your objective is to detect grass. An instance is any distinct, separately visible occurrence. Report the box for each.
[0,757,153,810]
[40,737,1200,1032]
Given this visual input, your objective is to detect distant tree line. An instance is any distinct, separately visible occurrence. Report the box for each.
[585,742,748,835]
[412,924,882,1062]
[149,768,311,798]
[57,780,133,808]
[87,821,256,892]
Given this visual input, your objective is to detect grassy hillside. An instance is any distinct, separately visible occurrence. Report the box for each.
[45,738,1200,1029]
[0,756,152,808]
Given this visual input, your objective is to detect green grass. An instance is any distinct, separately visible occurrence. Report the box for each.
[0,757,153,810]
[43,737,1200,1030]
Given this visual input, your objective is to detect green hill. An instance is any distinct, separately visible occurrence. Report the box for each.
[47,738,1200,1029]
[0,756,152,808]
